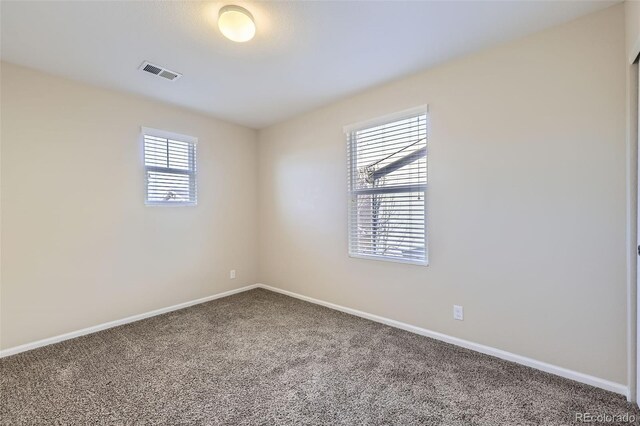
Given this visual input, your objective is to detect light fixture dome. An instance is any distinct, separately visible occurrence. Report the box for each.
[218,5,256,43]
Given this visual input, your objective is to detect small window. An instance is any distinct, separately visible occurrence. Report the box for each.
[346,108,428,265]
[143,128,197,206]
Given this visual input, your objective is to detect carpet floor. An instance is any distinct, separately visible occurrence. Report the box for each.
[1,288,638,425]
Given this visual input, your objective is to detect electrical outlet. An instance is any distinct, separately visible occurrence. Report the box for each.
[230,270,236,279]
[453,305,463,321]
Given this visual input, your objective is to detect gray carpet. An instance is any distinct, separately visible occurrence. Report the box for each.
[1,288,637,425]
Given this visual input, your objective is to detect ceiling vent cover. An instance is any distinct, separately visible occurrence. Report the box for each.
[139,61,182,81]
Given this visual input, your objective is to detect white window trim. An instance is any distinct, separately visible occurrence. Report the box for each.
[141,126,198,207]
[141,127,198,145]
[343,105,429,134]
[345,106,429,266]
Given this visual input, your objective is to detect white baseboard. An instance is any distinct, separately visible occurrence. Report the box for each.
[0,282,629,399]
[0,284,259,358]
[255,283,629,398]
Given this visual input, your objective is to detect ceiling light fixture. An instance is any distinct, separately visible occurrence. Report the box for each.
[218,5,256,43]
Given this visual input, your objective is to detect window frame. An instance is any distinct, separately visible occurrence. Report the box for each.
[141,127,198,207]
[345,106,429,266]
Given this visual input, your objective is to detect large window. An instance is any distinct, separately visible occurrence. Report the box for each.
[347,109,428,265]
[143,127,197,206]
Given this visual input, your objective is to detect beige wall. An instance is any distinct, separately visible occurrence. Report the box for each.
[0,62,259,349]
[627,0,640,63]
[629,0,640,398]
[258,5,628,384]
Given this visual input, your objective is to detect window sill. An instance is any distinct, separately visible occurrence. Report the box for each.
[144,202,197,207]
[348,253,429,267]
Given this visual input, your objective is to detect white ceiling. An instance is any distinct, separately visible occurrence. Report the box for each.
[1,1,618,129]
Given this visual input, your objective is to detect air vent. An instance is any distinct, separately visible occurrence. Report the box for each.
[159,70,180,81]
[139,61,182,81]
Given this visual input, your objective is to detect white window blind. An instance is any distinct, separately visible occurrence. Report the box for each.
[347,110,428,265]
[143,129,197,206]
